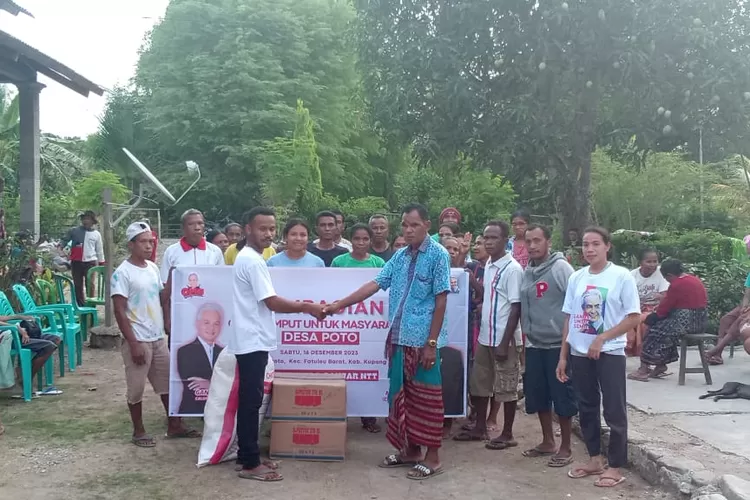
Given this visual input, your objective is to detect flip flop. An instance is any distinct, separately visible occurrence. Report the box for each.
[548,455,575,468]
[235,459,280,472]
[594,475,625,488]
[485,439,518,450]
[165,428,202,439]
[649,371,672,379]
[362,421,382,433]
[39,387,63,396]
[453,431,487,442]
[522,448,555,458]
[131,435,156,448]
[379,454,419,468]
[707,357,724,366]
[568,467,606,479]
[407,463,444,481]
[238,468,283,482]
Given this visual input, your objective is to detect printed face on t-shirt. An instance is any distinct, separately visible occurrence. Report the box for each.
[188,273,199,289]
[578,286,607,335]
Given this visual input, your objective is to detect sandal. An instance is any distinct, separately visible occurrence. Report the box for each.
[522,448,555,458]
[548,455,574,468]
[594,475,625,488]
[452,431,487,442]
[235,459,279,472]
[627,371,650,382]
[485,438,518,450]
[649,368,671,379]
[379,454,419,468]
[131,435,156,448]
[362,421,382,433]
[707,356,724,366]
[568,465,606,479]
[165,428,202,439]
[407,463,444,481]
[238,467,284,482]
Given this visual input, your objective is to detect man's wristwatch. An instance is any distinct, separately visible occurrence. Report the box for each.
[427,339,437,348]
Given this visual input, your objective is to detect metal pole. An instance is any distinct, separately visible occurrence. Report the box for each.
[157,209,162,241]
[699,127,704,227]
[102,188,115,327]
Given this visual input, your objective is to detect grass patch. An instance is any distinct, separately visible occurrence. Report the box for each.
[77,472,175,500]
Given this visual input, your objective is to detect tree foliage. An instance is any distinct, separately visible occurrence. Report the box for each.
[134,0,375,220]
[75,170,131,212]
[356,0,750,241]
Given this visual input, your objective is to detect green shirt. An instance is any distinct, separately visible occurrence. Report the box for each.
[331,252,385,268]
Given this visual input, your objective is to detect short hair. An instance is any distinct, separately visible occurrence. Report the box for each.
[316,210,337,224]
[242,207,275,226]
[401,203,429,221]
[439,222,460,235]
[195,302,224,323]
[525,224,551,240]
[350,223,373,239]
[638,247,659,262]
[283,218,311,238]
[485,220,510,238]
[181,209,203,225]
[583,226,611,245]
[331,209,344,219]
[582,288,603,306]
[660,258,684,276]
[369,214,388,225]
[511,209,531,223]
[206,229,224,244]
[224,222,241,232]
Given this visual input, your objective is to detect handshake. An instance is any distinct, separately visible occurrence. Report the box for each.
[303,301,342,321]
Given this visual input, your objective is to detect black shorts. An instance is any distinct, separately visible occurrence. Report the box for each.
[523,347,577,418]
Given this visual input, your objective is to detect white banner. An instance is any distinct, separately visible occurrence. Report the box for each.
[169,266,468,418]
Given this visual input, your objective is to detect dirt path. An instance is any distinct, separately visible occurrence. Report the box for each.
[0,347,672,500]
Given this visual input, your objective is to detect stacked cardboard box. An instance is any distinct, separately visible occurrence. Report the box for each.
[270,373,347,461]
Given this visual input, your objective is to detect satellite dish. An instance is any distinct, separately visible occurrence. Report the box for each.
[112,148,202,227]
[122,148,176,203]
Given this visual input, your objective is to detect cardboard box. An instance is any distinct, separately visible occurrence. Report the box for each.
[269,420,347,461]
[271,373,347,421]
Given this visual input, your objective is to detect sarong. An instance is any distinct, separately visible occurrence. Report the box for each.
[386,345,444,452]
[640,308,707,366]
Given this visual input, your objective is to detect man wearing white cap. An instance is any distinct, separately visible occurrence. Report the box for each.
[112,221,201,448]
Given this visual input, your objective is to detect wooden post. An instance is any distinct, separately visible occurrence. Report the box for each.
[102,188,115,327]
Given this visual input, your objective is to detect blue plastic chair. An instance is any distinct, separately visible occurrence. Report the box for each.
[0,291,63,380]
[12,284,79,373]
[5,325,55,401]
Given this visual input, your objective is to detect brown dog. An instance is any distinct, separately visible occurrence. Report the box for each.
[699,382,750,402]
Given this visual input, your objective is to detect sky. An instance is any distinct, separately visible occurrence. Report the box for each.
[0,0,170,138]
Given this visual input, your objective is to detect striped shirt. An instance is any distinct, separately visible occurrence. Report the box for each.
[479,253,523,347]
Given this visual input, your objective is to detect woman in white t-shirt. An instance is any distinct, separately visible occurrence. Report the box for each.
[556,227,641,488]
[626,249,669,357]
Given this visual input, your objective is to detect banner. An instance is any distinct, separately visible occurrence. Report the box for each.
[169,266,468,418]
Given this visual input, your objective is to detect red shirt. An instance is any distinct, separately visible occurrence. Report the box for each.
[656,274,708,317]
[148,230,158,262]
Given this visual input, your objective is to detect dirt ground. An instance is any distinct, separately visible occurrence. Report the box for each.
[0,347,673,500]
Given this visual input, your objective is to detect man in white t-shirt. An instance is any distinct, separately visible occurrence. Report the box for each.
[160,209,224,336]
[457,220,523,451]
[228,207,327,482]
[112,222,201,448]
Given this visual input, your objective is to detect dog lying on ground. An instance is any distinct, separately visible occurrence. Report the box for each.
[699,382,750,402]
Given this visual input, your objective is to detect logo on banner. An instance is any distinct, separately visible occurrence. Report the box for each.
[181,272,205,298]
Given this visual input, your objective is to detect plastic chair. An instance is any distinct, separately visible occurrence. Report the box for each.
[12,284,79,372]
[0,291,63,380]
[85,266,106,307]
[36,279,56,305]
[53,273,99,345]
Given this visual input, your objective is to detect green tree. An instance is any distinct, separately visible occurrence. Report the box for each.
[75,170,131,212]
[357,0,750,241]
[134,0,375,220]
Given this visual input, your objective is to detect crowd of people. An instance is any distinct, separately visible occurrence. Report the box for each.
[9,201,750,487]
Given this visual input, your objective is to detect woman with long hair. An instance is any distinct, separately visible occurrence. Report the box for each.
[557,226,640,488]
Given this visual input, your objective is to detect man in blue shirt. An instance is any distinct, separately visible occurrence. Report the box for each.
[325,203,450,481]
